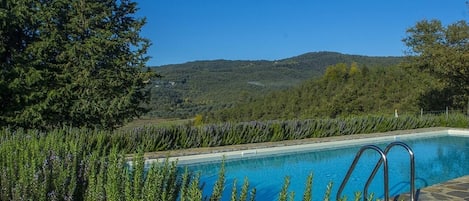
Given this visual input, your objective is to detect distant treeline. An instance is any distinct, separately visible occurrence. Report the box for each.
[205,63,439,123]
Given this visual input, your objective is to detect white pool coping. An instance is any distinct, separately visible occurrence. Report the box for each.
[144,129,469,166]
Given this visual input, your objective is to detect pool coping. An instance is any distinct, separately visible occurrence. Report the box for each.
[142,127,469,165]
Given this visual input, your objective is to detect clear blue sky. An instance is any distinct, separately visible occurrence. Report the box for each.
[135,0,468,66]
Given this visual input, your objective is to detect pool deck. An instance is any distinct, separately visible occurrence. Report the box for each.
[393,175,469,200]
[140,127,469,200]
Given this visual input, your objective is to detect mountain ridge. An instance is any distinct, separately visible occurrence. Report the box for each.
[151,51,401,67]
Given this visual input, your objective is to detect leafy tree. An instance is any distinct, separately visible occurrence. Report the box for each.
[348,62,360,77]
[323,63,348,82]
[0,0,154,129]
[403,19,469,109]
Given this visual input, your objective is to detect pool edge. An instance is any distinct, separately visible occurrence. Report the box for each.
[143,127,469,165]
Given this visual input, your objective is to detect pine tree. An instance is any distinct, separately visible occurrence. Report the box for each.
[0,0,154,129]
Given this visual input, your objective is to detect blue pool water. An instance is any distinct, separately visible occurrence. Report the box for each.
[180,134,469,201]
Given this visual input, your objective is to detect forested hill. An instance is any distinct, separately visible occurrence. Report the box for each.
[146,52,402,118]
[206,63,437,123]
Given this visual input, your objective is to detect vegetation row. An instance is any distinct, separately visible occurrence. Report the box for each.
[118,114,466,153]
[1,114,467,200]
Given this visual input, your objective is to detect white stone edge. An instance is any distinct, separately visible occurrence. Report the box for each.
[140,128,469,166]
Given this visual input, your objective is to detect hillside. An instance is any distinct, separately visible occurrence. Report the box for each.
[206,63,437,122]
[145,52,403,118]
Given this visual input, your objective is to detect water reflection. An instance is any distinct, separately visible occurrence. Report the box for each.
[180,135,469,201]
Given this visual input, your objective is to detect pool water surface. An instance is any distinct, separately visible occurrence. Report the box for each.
[180,133,469,201]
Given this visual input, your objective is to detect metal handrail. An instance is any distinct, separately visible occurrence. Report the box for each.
[336,145,389,201]
[364,141,415,201]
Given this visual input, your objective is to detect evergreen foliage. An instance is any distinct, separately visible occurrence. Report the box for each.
[279,176,291,201]
[323,182,333,201]
[0,0,154,129]
[302,173,313,201]
[240,177,250,201]
[210,159,226,201]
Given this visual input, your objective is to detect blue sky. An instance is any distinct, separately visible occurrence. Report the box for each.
[135,1,468,66]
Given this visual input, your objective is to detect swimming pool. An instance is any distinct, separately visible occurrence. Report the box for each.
[159,130,469,200]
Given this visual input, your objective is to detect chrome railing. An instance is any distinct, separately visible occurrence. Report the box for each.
[336,141,415,201]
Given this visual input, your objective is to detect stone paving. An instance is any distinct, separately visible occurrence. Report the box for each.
[393,175,469,201]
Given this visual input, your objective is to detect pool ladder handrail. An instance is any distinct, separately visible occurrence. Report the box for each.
[336,141,415,201]
[336,145,389,201]
[364,142,415,201]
